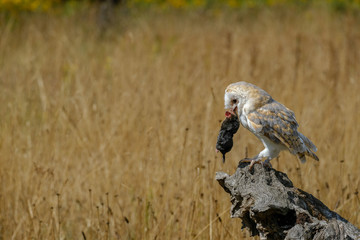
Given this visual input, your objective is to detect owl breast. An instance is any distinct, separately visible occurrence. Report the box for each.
[239,114,248,129]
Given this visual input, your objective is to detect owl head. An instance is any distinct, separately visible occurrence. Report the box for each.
[224,81,271,115]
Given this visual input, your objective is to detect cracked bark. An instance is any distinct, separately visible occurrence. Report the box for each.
[216,162,360,240]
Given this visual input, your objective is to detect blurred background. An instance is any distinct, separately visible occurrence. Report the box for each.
[0,0,359,239]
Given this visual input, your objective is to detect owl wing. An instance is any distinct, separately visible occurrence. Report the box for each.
[245,100,307,156]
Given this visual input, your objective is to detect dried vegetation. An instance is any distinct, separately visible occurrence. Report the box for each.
[0,8,359,239]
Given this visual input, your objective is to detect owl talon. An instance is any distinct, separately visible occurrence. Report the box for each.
[239,157,263,170]
[249,159,263,170]
[239,158,254,163]
[263,159,272,168]
[240,158,271,170]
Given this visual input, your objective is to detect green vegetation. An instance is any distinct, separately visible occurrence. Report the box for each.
[1,0,360,13]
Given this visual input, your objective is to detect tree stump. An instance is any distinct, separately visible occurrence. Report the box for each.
[216,162,360,240]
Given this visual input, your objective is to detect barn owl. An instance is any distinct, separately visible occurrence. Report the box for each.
[224,82,318,168]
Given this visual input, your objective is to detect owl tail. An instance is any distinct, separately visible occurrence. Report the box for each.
[306,150,319,161]
[296,132,319,163]
[297,150,319,163]
[297,153,307,163]
[298,132,317,152]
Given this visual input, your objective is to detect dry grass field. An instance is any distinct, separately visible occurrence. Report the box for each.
[0,7,359,239]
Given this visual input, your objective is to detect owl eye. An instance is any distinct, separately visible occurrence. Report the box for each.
[232,99,237,104]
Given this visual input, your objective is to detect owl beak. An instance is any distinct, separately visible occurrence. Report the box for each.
[225,106,238,118]
[232,105,238,115]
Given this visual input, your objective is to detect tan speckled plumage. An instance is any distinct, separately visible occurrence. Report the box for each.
[224,82,318,164]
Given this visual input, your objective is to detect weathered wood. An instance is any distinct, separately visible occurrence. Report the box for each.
[216,163,360,240]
